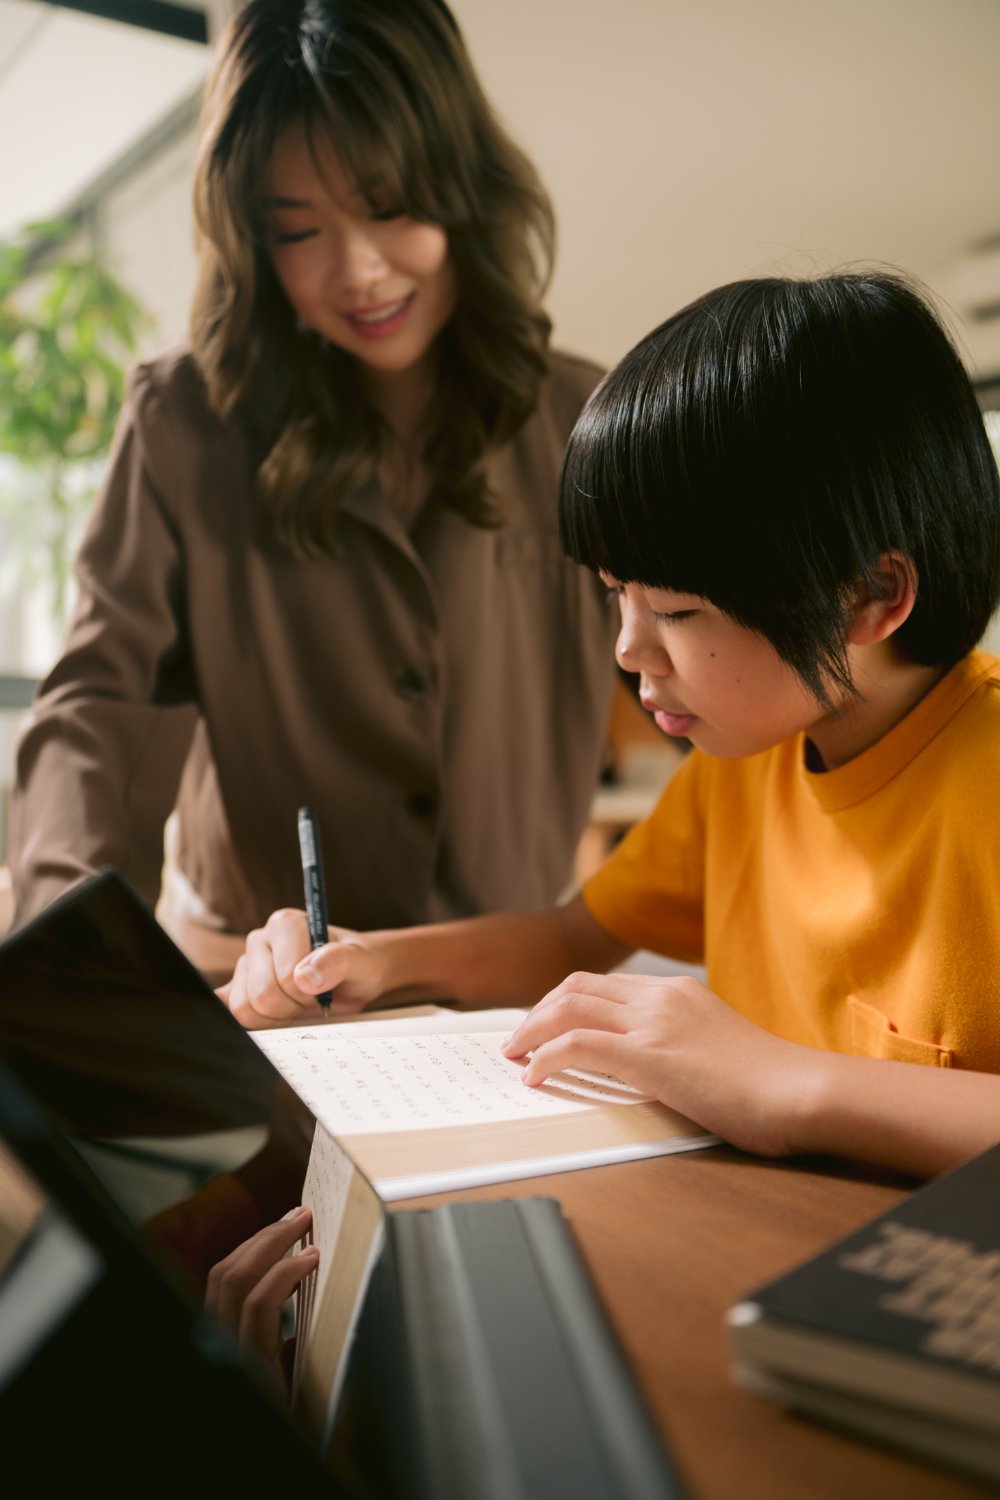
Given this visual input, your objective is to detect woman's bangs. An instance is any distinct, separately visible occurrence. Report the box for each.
[304,101,408,214]
[306,36,457,225]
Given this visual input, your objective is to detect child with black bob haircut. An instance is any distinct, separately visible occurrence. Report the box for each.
[226,272,1000,1181]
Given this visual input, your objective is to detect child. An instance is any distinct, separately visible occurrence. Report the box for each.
[223,272,1000,1180]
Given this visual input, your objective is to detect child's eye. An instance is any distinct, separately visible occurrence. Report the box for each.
[653,610,696,624]
[370,207,405,223]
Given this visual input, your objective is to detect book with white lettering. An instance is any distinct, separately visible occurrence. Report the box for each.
[726,1142,1000,1482]
[251,1006,716,1201]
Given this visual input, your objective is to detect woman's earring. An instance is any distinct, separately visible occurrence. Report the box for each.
[295,313,313,337]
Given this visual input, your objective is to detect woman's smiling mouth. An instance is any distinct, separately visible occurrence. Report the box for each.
[343,294,415,339]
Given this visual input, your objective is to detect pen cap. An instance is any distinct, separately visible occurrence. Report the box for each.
[297,806,319,868]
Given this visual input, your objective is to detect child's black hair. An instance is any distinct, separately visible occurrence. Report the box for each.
[559,273,1000,704]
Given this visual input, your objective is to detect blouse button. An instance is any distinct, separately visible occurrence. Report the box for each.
[396,668,427,696]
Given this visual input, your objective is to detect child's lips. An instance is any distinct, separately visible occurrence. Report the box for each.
[653,710,696,736]
[641,696,695,736]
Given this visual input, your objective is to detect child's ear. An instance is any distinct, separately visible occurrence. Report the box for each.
[845,553,918,647]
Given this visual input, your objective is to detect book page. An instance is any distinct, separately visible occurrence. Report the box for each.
[253,1028,652,1137]
[274,1006,530,1039]
[293,1125,385,1446]
[292,1124,357,1399]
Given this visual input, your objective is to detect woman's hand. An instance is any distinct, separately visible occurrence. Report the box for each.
[501,971,821,1158]
[219,908,388,1029]
[204,1204,317,1397]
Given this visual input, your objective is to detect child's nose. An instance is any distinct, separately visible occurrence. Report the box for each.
[616,621,662,675]
[616,603,672,677]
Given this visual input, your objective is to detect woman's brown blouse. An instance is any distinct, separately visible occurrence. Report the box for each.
[9,346,619,933]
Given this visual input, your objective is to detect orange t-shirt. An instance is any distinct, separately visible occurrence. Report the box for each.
[584,650,1000,1072]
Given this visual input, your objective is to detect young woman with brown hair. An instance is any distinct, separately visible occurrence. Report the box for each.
[9,0,618,938]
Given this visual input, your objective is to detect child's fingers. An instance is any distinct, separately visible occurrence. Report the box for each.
[504,972,666,1055]
[223,930,321,1029]
[205,1206,312,1331]
[238,1246,320,1364]
[292,937,375,1000]
[265,908,317,993]
[519,1029,640,1089]
[502,992,627,1059]
[533,969,668,1017]
[243,920,321,1017]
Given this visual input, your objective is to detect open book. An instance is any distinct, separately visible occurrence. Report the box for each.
[252,1005,717,1201]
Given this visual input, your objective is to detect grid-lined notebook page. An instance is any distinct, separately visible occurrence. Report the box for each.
[252,1028,651,1137]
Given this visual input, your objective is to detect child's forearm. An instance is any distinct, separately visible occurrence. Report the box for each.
[795,1053,1000,1177]
[229,893,633,1027]
[371,895,632,1009]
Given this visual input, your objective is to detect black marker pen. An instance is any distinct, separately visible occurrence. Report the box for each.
[297,806,333,1012]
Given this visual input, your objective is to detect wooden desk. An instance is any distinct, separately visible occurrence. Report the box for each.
[160,916,990,1495]
[396,1153,992,1500]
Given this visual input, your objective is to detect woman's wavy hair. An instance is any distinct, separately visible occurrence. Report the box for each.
[191,0,554,553]
[560,273,1000,705]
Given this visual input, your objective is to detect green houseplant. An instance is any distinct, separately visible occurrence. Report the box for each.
[0,220,148,628]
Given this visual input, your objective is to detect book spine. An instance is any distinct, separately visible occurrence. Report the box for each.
[379,1197,687,1500]
[390,1207,522,1500]
[516,1197,687,1498]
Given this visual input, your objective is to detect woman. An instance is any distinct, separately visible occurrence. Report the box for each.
[9,0,618,935]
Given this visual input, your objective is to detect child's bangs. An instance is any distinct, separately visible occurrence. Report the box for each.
[558,340,737,601]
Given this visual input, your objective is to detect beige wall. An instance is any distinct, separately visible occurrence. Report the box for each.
[451,0,1000,375]
[94,122,199,357]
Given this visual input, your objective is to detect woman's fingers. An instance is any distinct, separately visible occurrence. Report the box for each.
[205,1205,312,1334]
[238,1245,319,1365]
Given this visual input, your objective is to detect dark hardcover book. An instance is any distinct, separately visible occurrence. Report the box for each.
[727,1142,1000,1480]
[340,1196,688,1500]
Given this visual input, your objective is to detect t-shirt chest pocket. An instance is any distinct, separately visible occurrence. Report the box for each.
[847,994,953,1068]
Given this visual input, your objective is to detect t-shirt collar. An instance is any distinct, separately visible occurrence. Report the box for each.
[798,649,1000,812]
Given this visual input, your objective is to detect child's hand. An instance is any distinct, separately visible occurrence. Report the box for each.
[501,971,820,1158]
[219,909,388,1028]
[204,1204,317,1397]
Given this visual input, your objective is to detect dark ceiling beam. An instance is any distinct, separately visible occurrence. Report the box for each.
[47,0,208,44]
